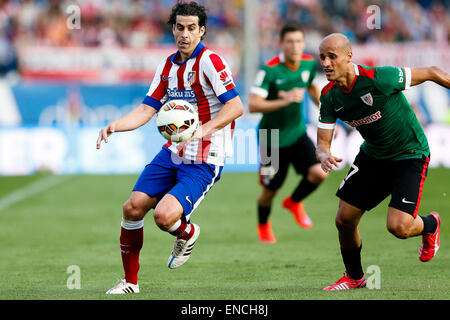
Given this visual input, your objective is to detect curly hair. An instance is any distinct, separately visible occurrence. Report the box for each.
[167,1,208,40]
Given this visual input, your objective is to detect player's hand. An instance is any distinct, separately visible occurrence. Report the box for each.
[319,154,343,173]
[176,126,204,151]
[96,123,116,149]
[289,88,305,102]
[279,88,305,105]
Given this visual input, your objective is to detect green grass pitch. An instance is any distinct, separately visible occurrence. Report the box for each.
[0,168,448,300]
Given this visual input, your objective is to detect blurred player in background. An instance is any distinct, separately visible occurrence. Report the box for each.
[316,33,449,290]
[248,23,327,243]
[97,1,243,294]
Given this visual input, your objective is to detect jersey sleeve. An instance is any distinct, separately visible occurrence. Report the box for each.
[373,66,412,96]
[317,94,337,130]
[202,53,239,104]
[249,65,272,98]
[142,58,169,111]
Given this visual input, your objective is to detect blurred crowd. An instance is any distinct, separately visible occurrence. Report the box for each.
[0,0,449,75]
[260,0,449,59]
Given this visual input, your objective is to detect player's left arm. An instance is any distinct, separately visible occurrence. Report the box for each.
[195,96,243,139]
[307,83,321,106]
[306,59,320,106]
[410,66,450,88]
[191,52,243,139]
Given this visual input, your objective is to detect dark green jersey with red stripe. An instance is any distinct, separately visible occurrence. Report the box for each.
[251,54,317,148]
[318,64,429,161]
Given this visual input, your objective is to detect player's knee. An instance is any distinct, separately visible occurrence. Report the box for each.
[153,208,175,230]
[122,200,145,221]
[387,223,409,239]
[258,189,277,206]
[307,165,328,184]
[335,214,356,231]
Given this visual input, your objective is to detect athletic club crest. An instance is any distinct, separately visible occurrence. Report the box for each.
[301,71,310,83]
[360,93,373,106]
[187,71,196,86]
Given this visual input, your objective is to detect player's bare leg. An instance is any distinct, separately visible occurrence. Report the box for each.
[306,163,328,185]
[257,187,277,243]
[335,200,364,249]
[154,194,200,269]
[386,207,424,239]
[283,164,327,229]
[106,191,156,294]
[323,200,366,290]
[387,207,440,262]
[153,193,184,231]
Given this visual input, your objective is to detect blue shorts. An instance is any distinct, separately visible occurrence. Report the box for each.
[133,147,223,221]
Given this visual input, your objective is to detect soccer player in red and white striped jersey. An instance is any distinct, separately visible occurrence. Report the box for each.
[97,2,243,294]
[144,35,238,165]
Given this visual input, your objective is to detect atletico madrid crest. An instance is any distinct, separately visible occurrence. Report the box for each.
[187,71,196,86]
[360,93,373,106]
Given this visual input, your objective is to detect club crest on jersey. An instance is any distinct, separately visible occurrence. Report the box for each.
[187,71,196,86]
[301,71,310,83]
[360,93,373,106]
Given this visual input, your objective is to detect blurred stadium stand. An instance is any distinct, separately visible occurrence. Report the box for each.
[0,0,449,175]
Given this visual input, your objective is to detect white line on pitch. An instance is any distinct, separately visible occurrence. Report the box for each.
[0,175,71,212]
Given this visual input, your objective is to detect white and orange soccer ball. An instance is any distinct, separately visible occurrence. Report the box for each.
[156,100,199,143]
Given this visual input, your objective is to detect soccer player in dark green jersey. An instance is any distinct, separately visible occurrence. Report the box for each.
[316,33,449,290]
[249,24,328,243]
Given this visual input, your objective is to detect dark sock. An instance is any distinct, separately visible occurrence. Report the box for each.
[341,242,364,280]
[420,215,437,234]
[258,204,271,224]
[291,178,318,203]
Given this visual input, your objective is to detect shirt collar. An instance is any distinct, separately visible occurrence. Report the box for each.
[170,42,205,65]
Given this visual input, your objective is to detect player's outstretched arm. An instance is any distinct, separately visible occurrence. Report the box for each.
[411,66,450,89]
[316,127,343,173]
[96,103,156,149]
[248,91,298,113]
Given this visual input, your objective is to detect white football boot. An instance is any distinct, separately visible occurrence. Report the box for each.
[105,279,139,294]
[167,223,200,269]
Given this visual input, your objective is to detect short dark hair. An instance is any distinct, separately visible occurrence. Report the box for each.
[167,1,208,40]
[280,23,304,41]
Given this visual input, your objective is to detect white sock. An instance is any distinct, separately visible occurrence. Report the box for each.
[121,218,144,230]
[167,219,182,233]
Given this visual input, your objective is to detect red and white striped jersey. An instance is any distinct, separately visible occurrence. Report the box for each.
[142,42,239,166]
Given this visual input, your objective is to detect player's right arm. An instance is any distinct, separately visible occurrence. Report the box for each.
[316,128,342,173]
[97,58,169,150]
[248,66,302,113]
[96,104,156,149]
[316,91,342,172]
[248,91,302,113]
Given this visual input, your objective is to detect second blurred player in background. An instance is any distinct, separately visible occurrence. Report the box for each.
[248,23,327,243]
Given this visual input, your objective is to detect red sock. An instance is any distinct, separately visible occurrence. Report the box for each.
[120,226,143,285]
[169,220,195,240]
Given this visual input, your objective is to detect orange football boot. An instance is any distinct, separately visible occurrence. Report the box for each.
[282,196,312,229]
[257,222,276,243]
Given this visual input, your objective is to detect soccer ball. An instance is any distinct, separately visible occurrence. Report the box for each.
[156,100,199,142]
